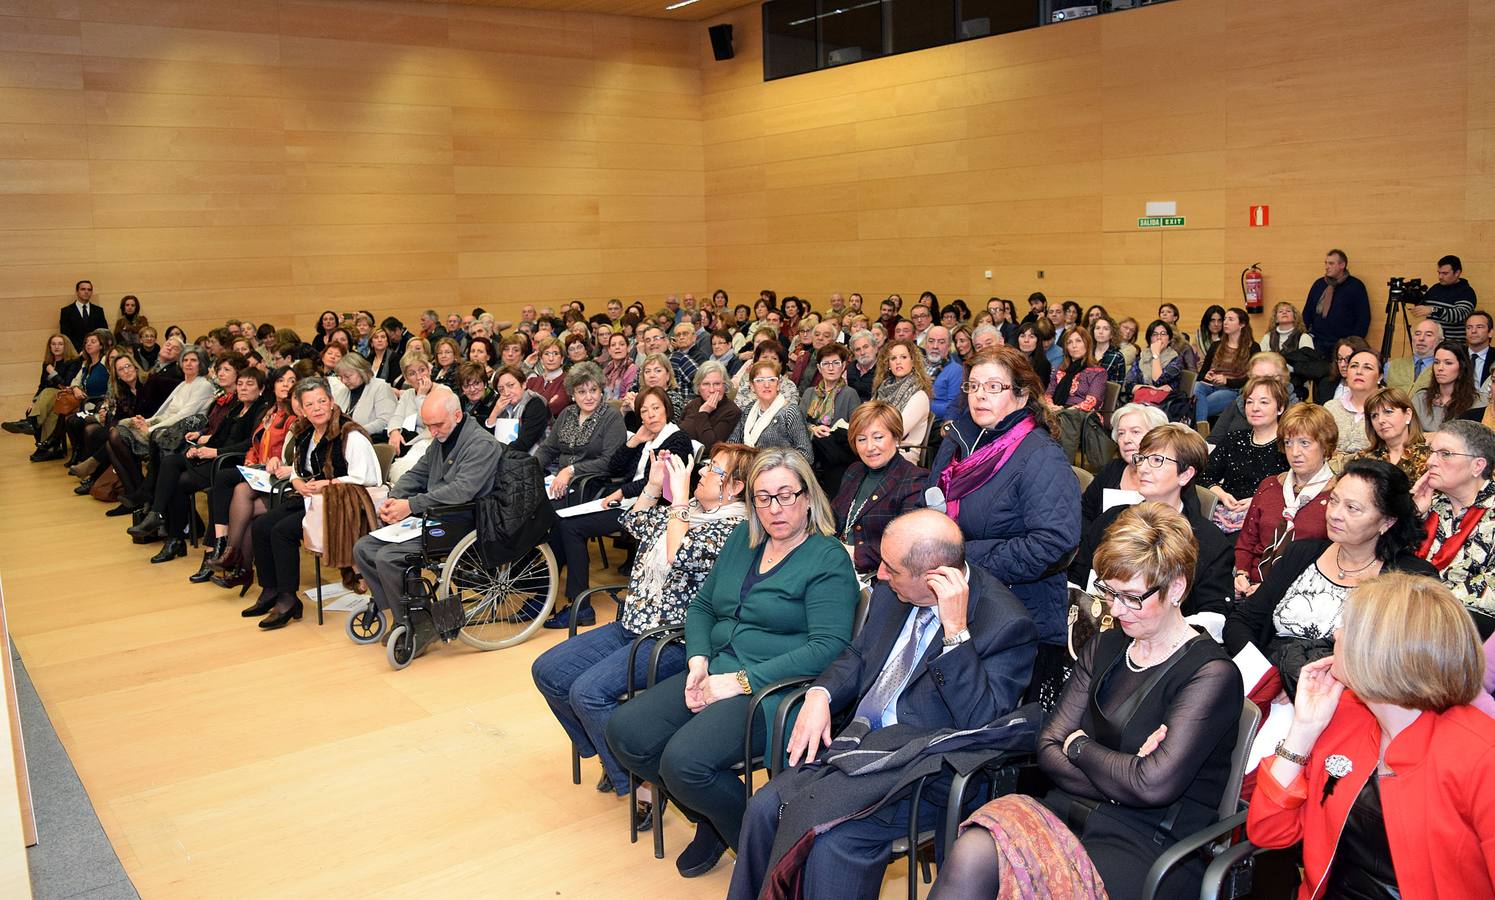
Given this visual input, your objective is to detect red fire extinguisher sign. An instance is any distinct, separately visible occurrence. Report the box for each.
[1249,205,1269,227]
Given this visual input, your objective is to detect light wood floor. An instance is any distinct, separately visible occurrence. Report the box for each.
[1,454,918,898]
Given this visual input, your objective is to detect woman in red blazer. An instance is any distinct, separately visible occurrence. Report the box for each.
[1247,572,1495,899]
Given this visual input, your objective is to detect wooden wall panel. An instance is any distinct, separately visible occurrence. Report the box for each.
[0,0,703,409]
[701,0,1492,362]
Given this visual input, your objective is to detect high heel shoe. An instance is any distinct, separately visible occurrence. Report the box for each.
[241,589,279,618]
[208,545,241,574]
[215,566,255,597]
[128,511,163,538]
[150,538,186,564]
[258,598,304,630]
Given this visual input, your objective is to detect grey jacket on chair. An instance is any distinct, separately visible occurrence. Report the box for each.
[392,414,501,515]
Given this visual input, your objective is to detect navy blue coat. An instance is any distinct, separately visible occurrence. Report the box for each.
[928,410,1081,644]
[811,566,1037,733]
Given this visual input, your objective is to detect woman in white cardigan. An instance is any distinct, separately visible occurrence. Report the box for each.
[331,352,398,442]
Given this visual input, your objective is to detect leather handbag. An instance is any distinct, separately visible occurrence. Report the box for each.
[52,391,81,416]
[90,467,121,502]
[1066,585,1114,661]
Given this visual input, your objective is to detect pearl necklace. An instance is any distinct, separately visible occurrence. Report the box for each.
[1125,630,1192,672]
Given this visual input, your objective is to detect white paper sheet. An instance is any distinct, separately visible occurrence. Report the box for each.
[300,581,371,612]
[491,417,520,443]
[556,496,637,519]
[367,516,428,543]
[1101,488,1143,513]
[237,465,275,493]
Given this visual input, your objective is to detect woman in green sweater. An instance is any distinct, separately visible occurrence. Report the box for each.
[606,447,859,880]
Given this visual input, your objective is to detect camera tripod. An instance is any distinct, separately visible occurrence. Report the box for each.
[1381,289,1415,362]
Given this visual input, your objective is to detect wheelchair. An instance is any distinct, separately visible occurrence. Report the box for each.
[344,502,559,669]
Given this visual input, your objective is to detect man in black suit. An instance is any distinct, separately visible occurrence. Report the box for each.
[59,280,108,351]
[727,509,1038,900]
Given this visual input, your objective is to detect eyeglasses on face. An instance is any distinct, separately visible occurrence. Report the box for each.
[1132,452,1179,470]
[1431,447,1478,462]
[1093,580,1163,611]
[752,488,805,509]
[699,461,729,479]
[961,379,1011,395]
[752,376,780,385]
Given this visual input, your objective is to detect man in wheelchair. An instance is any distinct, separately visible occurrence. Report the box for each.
[353,388,501,647]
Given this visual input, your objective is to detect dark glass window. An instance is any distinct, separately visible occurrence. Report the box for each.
[819,1,884,68]
[958,0,1042,39]
[764,0,817,80]
[889,0,955,53]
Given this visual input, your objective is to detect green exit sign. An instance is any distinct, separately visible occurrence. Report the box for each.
[1138,216,1186,228]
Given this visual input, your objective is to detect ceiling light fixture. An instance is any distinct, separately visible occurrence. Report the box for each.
[665,0,702,9]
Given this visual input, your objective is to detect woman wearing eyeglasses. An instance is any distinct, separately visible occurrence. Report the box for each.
[728,358,812,460]
[804,342,862,491]
[1078,402,1178,529]
[1225,459,1432,696]
[1234,403,1339,597]
[1411,419,1495,615]
[533,444,753,813]
[1324,347,1382,456]
[932,503,1243,900]
[928,346,1080,644]
[606,448,858,880]
[1070,424,1234,624]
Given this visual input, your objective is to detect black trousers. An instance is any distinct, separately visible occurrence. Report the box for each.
[547,507,624,602]
[604,669,766,850]
[153,453,215,536]
[208,466,247,527]
[251,497,306,592]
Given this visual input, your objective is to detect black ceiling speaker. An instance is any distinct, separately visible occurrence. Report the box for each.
[708,23,734,61]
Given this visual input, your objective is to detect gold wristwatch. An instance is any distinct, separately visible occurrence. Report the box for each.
[735,670,752,694]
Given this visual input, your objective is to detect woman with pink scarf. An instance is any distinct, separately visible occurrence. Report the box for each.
[926,346,1080,643]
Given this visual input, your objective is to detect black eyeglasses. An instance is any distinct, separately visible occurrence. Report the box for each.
[752,488,805,509]
[1133,452,1179,470]
[1094,580,1163,611]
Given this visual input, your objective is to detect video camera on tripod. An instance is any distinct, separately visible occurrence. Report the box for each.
[1382,276,1429,360]
[1387,276,1428,305]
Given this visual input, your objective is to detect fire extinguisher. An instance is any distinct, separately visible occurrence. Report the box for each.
[1241,263,1264,315]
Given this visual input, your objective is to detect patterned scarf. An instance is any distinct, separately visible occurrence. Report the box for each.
[1316,270,1349,319]
[554,403,606,453]
[633,500,745,611]
[963,795,1107,900]
[876,373,920,412]
[807,382,846,423]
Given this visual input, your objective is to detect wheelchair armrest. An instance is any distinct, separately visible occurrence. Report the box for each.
[624,624,684,700]
[423,502,475,518]
[571,583,628,638]
[1141,808,1247,900]
[742,676,815,800]
[1199,837,1264,900]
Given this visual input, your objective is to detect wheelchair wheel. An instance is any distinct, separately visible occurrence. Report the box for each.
[385,624,415,670]
[437,533,558,651]
[345,601,384,645]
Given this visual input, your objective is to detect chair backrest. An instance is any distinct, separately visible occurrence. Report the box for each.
[1071,464,1094,491]
[1219,699,1263,818]
[1195,484,1219,520]
[1102,380,1121,415]
[1179,369,1198,395]
[853,586,873,637]
[373,443,396,485]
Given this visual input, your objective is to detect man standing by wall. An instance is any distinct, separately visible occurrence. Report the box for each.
[1412,254,1478,344]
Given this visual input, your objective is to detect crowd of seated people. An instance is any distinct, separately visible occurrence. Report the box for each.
[13,265,1495,897]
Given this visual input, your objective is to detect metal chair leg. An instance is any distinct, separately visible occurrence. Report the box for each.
[314,556,324,625]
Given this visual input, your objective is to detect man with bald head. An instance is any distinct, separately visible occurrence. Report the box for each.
[727,510,1038,900]
[353,387,502,644]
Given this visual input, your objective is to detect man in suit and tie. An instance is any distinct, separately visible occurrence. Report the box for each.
[59,280,108,352]
[1466,311,1492,404]
[727,509,1038,900]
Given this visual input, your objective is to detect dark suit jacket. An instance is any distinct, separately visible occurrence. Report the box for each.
[812,567,1038,734]
[60,302,109,352]
[830,456,928,573]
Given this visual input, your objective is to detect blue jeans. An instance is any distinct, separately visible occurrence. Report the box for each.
[531,620,687,795]
[1193,382,1238,421]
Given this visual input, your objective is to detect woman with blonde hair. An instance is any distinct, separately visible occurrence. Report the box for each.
[1248,573,1495,898]
[873,338,932,463]
[933,503,1242,900]
[606,447,857,879]
[7,333,78,448]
